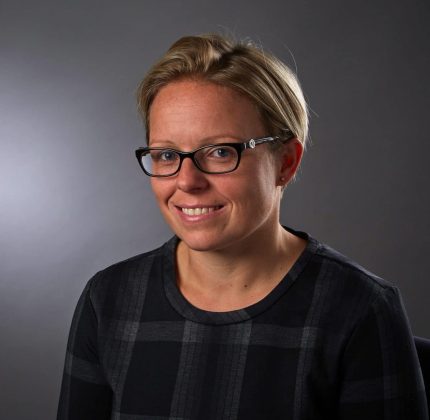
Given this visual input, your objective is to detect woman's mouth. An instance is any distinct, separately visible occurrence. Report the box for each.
[180,206,223,216]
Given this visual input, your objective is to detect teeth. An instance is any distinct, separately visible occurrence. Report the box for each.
[181,206,220,216]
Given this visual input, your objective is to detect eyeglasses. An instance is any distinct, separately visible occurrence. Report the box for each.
[135,134,292,177]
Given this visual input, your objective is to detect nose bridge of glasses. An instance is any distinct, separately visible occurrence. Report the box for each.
[177,150,205,174]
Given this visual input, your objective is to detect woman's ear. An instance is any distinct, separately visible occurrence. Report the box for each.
[277,138,304,186]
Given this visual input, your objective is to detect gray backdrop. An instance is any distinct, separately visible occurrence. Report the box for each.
[1,0,429,418]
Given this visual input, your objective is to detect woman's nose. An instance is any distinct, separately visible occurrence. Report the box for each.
[176,157,209,192]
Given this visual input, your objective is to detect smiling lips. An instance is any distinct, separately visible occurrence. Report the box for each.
[179,205,223,216]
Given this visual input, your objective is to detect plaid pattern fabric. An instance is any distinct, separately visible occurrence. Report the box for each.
[57,229,428,419]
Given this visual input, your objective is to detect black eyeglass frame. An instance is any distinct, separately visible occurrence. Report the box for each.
[135,134,293,177]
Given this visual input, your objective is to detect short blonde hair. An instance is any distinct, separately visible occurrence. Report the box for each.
[137,33,308,146]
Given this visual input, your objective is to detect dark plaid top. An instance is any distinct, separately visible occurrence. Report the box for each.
[57,229,428,419]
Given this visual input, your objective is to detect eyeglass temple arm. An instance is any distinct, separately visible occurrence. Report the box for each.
[244,132,293,150]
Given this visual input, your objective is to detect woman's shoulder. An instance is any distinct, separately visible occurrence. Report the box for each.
[293,234,411,354]
[306,235,400,312]
[317,239,392,283]
[85,237,175,305]
[288,226,394,294]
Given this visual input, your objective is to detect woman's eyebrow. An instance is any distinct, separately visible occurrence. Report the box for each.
[148,139,178,147]
[149,134,243,147]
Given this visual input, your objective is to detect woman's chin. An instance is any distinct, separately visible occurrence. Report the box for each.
[179,236,221,253]
[177,231,233,253]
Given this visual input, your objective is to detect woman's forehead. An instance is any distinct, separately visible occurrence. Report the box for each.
[148,80,266,147]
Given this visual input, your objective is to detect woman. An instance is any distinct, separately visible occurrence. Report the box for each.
[57,34,428,419]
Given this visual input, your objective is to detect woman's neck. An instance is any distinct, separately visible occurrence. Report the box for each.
[175,224,307,312]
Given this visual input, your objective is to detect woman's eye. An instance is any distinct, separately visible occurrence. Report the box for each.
[156,151,177,161]
[210,147,231,158]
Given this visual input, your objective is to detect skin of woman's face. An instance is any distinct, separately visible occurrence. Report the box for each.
[148,79,294,254]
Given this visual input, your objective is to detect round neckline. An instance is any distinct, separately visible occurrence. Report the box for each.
[162,227,319,325]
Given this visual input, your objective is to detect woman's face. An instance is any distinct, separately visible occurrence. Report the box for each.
[148,79,288,253]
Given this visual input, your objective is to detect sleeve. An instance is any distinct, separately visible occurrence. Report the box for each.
[338,285,428,419]
[57,277,113,420]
